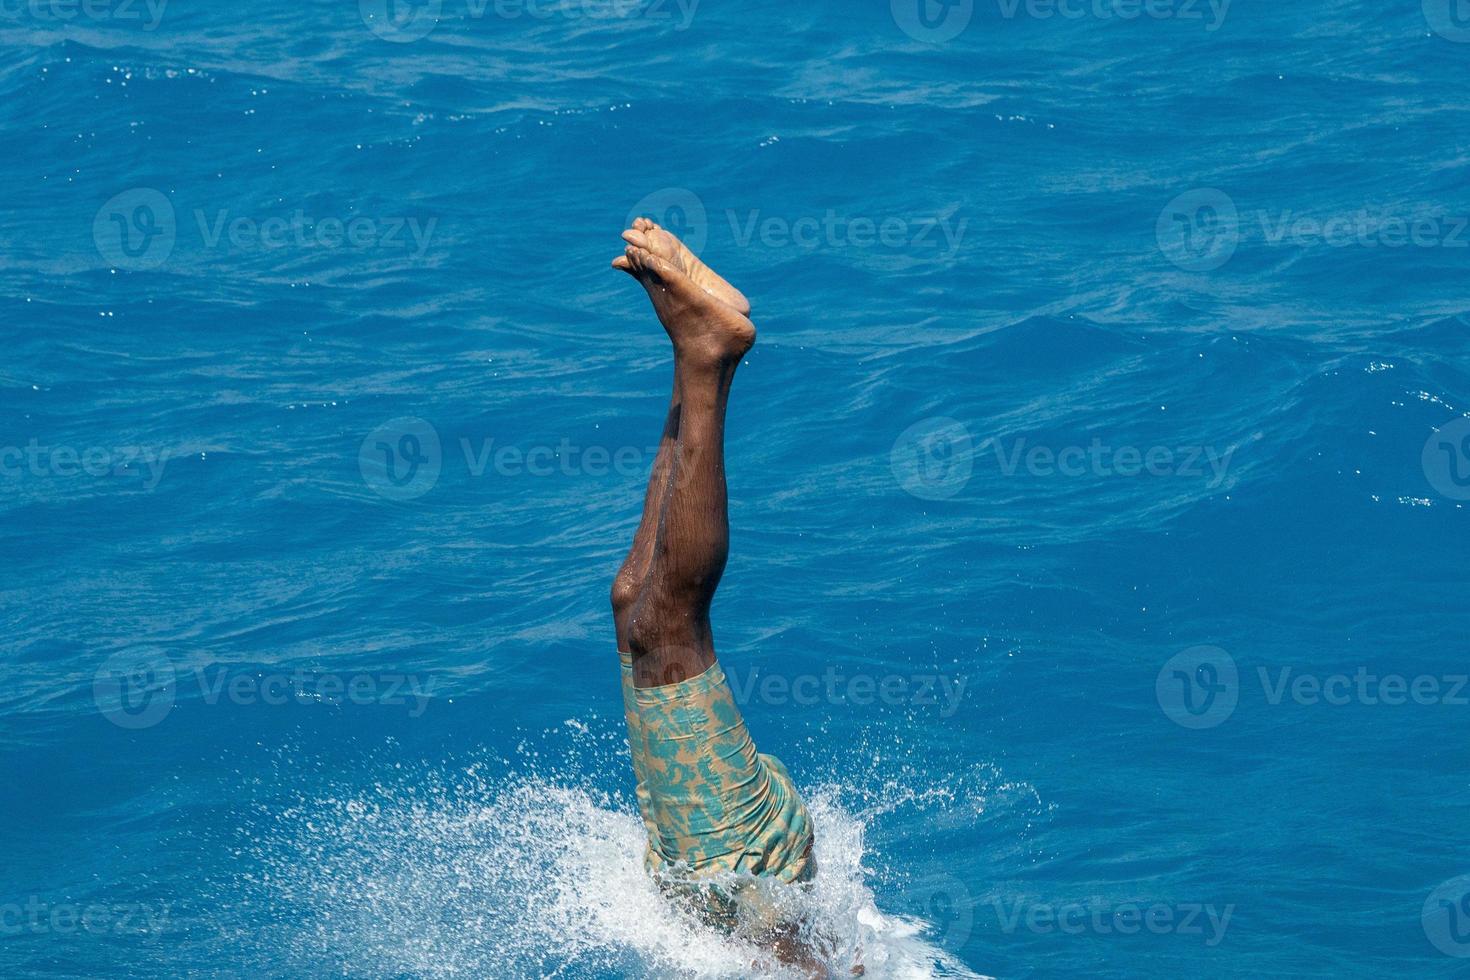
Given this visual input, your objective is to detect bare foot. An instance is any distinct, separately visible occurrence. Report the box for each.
[613,242,755,368]
[622,217,752,316]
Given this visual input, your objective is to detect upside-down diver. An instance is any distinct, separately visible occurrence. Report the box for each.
[609,217,858,976]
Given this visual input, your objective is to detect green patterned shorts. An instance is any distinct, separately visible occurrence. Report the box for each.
[619,652,815,925]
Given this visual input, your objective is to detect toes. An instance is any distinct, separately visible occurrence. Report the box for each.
[641,229,681,264]
[626,245,674,285]
[613,239,687,291]
[623,219,679,261]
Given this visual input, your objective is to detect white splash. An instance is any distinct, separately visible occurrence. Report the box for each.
[244,730,998,979]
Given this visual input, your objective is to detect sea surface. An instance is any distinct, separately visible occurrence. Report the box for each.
[2,1,1468,977]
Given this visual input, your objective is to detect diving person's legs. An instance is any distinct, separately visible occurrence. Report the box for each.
[610,363,681,647]
[608,216,755,648]
[611,233,754,687]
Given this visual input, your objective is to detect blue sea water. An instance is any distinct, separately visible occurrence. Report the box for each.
[3,0,1469,976]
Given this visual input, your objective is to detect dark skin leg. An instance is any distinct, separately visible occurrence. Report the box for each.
[610,233,753,687]
[609,218,751,649]
[610,363,682,645]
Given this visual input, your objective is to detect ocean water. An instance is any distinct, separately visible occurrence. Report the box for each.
[2,0,1469,976]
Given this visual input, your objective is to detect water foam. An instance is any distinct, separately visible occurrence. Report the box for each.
[242,723,997,978]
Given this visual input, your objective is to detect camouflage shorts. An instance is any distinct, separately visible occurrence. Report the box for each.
[619,652,815,925]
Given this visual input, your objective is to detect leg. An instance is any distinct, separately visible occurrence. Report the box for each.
[611,233,755,688]
[609,369,680,850]
[609,220,753,647]
[610,363,681,647]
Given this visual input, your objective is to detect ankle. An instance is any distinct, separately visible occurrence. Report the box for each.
[675,337,750,373]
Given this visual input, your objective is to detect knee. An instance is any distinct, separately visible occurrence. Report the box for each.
[610,574,640,619]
